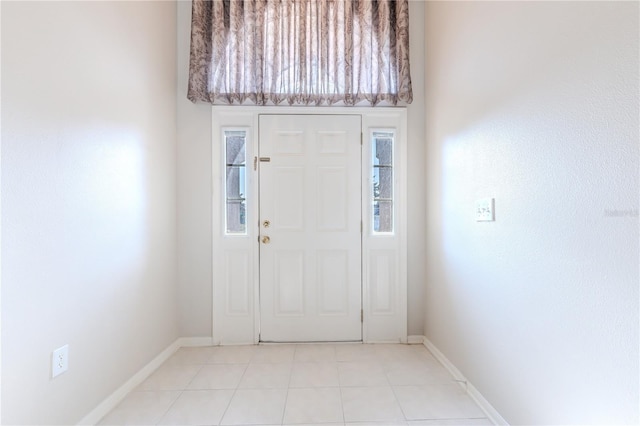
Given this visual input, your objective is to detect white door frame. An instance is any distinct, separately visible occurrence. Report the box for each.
[211,106,407,344]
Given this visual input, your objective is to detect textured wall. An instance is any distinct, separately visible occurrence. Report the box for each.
[424,2,639,423]
[1,2,178,423]
[176,0,427,337]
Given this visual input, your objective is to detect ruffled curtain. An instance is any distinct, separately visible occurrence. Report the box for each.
[188,0,413,106]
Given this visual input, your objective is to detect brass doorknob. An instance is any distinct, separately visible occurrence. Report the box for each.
[261,236,271,244]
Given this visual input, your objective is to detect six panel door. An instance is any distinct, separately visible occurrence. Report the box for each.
[258,114,362,342]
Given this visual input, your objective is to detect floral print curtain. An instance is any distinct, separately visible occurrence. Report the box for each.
[188,0,413,106]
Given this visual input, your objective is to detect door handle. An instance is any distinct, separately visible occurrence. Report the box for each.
[261,236,271,244]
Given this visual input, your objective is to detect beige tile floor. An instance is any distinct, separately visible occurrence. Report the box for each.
[99,344,492,426]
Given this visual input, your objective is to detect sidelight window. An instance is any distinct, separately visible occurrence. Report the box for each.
[224,129,247,234]
[372,130,394,233]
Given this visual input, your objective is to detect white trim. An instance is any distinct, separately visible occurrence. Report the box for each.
[77,339,182,425]
[422,336,509,426]
[251,113,261,345]
[467,381,510,426]
[407,335,424,344]
[177,336,214,347]
[397,113,409,344]
[422,337,466,382]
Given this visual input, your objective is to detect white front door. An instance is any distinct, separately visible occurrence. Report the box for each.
[258,114,362,342]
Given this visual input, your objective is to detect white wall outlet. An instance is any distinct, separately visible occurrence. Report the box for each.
[52,344,69,378]
[476,198,495,222]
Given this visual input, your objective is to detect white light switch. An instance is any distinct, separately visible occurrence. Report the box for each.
[476,198,495,222]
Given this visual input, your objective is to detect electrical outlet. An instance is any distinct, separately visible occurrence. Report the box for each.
[52,344,69,378]
[476,198,495,222]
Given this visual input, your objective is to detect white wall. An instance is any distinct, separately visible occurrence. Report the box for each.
[424,2,639,424]
[1,2,178,424]
[176,0,214,337]
[0,2,4,420]
[176,0,427,337]
[406,0,426,336]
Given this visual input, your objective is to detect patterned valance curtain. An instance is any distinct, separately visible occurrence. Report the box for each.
[188,0,413,106]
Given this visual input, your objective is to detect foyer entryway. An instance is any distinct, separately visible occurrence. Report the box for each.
[211,107,408,346]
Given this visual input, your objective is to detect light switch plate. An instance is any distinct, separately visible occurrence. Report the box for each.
[476,198,495,222]
[52,344,69,378]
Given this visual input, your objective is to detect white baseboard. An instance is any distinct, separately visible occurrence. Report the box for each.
[78,337,213,425]
[422,337,466,382]
[407,335,425,344]
[466,381,509,426]
[178,336,214,347]
[421,336,509,426]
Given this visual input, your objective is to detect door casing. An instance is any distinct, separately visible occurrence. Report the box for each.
[211,106,407,345]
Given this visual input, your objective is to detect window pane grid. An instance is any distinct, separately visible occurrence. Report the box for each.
[225,130,247,235]
[372,131,394,233]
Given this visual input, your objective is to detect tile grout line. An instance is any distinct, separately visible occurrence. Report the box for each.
[336,348,349,423]
[380,349,410,425]
[154,356,206,425]
[216,348,253,426]
[278,345,298,425]
[331,345,348,426]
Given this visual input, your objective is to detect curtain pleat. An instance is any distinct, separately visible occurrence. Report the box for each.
[188,0,413,106]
